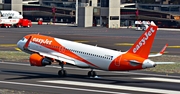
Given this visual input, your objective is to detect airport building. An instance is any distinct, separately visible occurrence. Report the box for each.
[1,0,180,28]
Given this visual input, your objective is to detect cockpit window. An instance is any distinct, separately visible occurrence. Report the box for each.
[21,37,25,41]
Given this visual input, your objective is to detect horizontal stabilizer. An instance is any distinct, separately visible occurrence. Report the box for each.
[129,60,141,66]
[155,62,176,65]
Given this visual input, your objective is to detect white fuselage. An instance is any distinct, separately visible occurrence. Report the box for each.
[17,33,156,71]
[17,37,124,70]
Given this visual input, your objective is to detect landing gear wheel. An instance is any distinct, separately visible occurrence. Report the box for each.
[88,71,97,77]
[88,71,91,77]
[57,61,67,77]
[58,70,67,77]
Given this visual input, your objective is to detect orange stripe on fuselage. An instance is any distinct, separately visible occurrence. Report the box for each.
[108,52,145,71]
[25,34,99,68]
[24,36,32,49]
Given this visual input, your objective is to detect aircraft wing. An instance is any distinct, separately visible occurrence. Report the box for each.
[39,52,76,65]
[148,44,168,57]
[26,46,76,65]
[148,44,177,65]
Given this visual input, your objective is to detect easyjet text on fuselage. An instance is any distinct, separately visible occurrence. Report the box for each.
[32,38,52,45]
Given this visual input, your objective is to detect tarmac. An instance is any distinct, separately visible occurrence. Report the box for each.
[32,22,180,31]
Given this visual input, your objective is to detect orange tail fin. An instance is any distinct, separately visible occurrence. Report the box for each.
[128,25,158,59]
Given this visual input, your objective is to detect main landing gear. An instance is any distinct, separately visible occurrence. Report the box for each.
[57,61,97,77]
[88,69,97,77]
[58,61,67,77]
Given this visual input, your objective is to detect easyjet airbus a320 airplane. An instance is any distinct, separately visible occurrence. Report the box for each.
[17,25,168,77]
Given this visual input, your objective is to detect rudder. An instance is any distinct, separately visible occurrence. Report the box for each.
[127,25,158,59]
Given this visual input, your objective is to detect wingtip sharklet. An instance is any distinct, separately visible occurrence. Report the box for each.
[160,43,168,55]
[148,43,168,58]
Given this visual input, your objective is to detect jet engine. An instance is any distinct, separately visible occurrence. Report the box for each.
[29,53,52,66]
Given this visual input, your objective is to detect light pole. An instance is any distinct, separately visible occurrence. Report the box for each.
[52,6,56,25]
[76,0,78,25]
[135,0,139,21]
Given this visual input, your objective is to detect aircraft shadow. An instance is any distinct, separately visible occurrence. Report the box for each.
[1,70,156,84]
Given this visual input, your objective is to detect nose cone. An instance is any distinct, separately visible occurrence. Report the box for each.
[142,59,156,69]
[17,40,24,50]
[17,40,21,48]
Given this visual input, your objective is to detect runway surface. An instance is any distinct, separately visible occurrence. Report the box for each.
[1,62,180,94]
[0,25,180,94]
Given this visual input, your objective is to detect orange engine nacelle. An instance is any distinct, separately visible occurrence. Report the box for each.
[29,53,52,66]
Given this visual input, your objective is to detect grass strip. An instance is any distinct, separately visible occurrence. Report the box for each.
[0,51,29,62]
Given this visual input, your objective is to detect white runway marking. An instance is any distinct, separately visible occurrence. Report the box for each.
[134,77,180,83]
[40,80,180,94]
[0,81,127,94]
